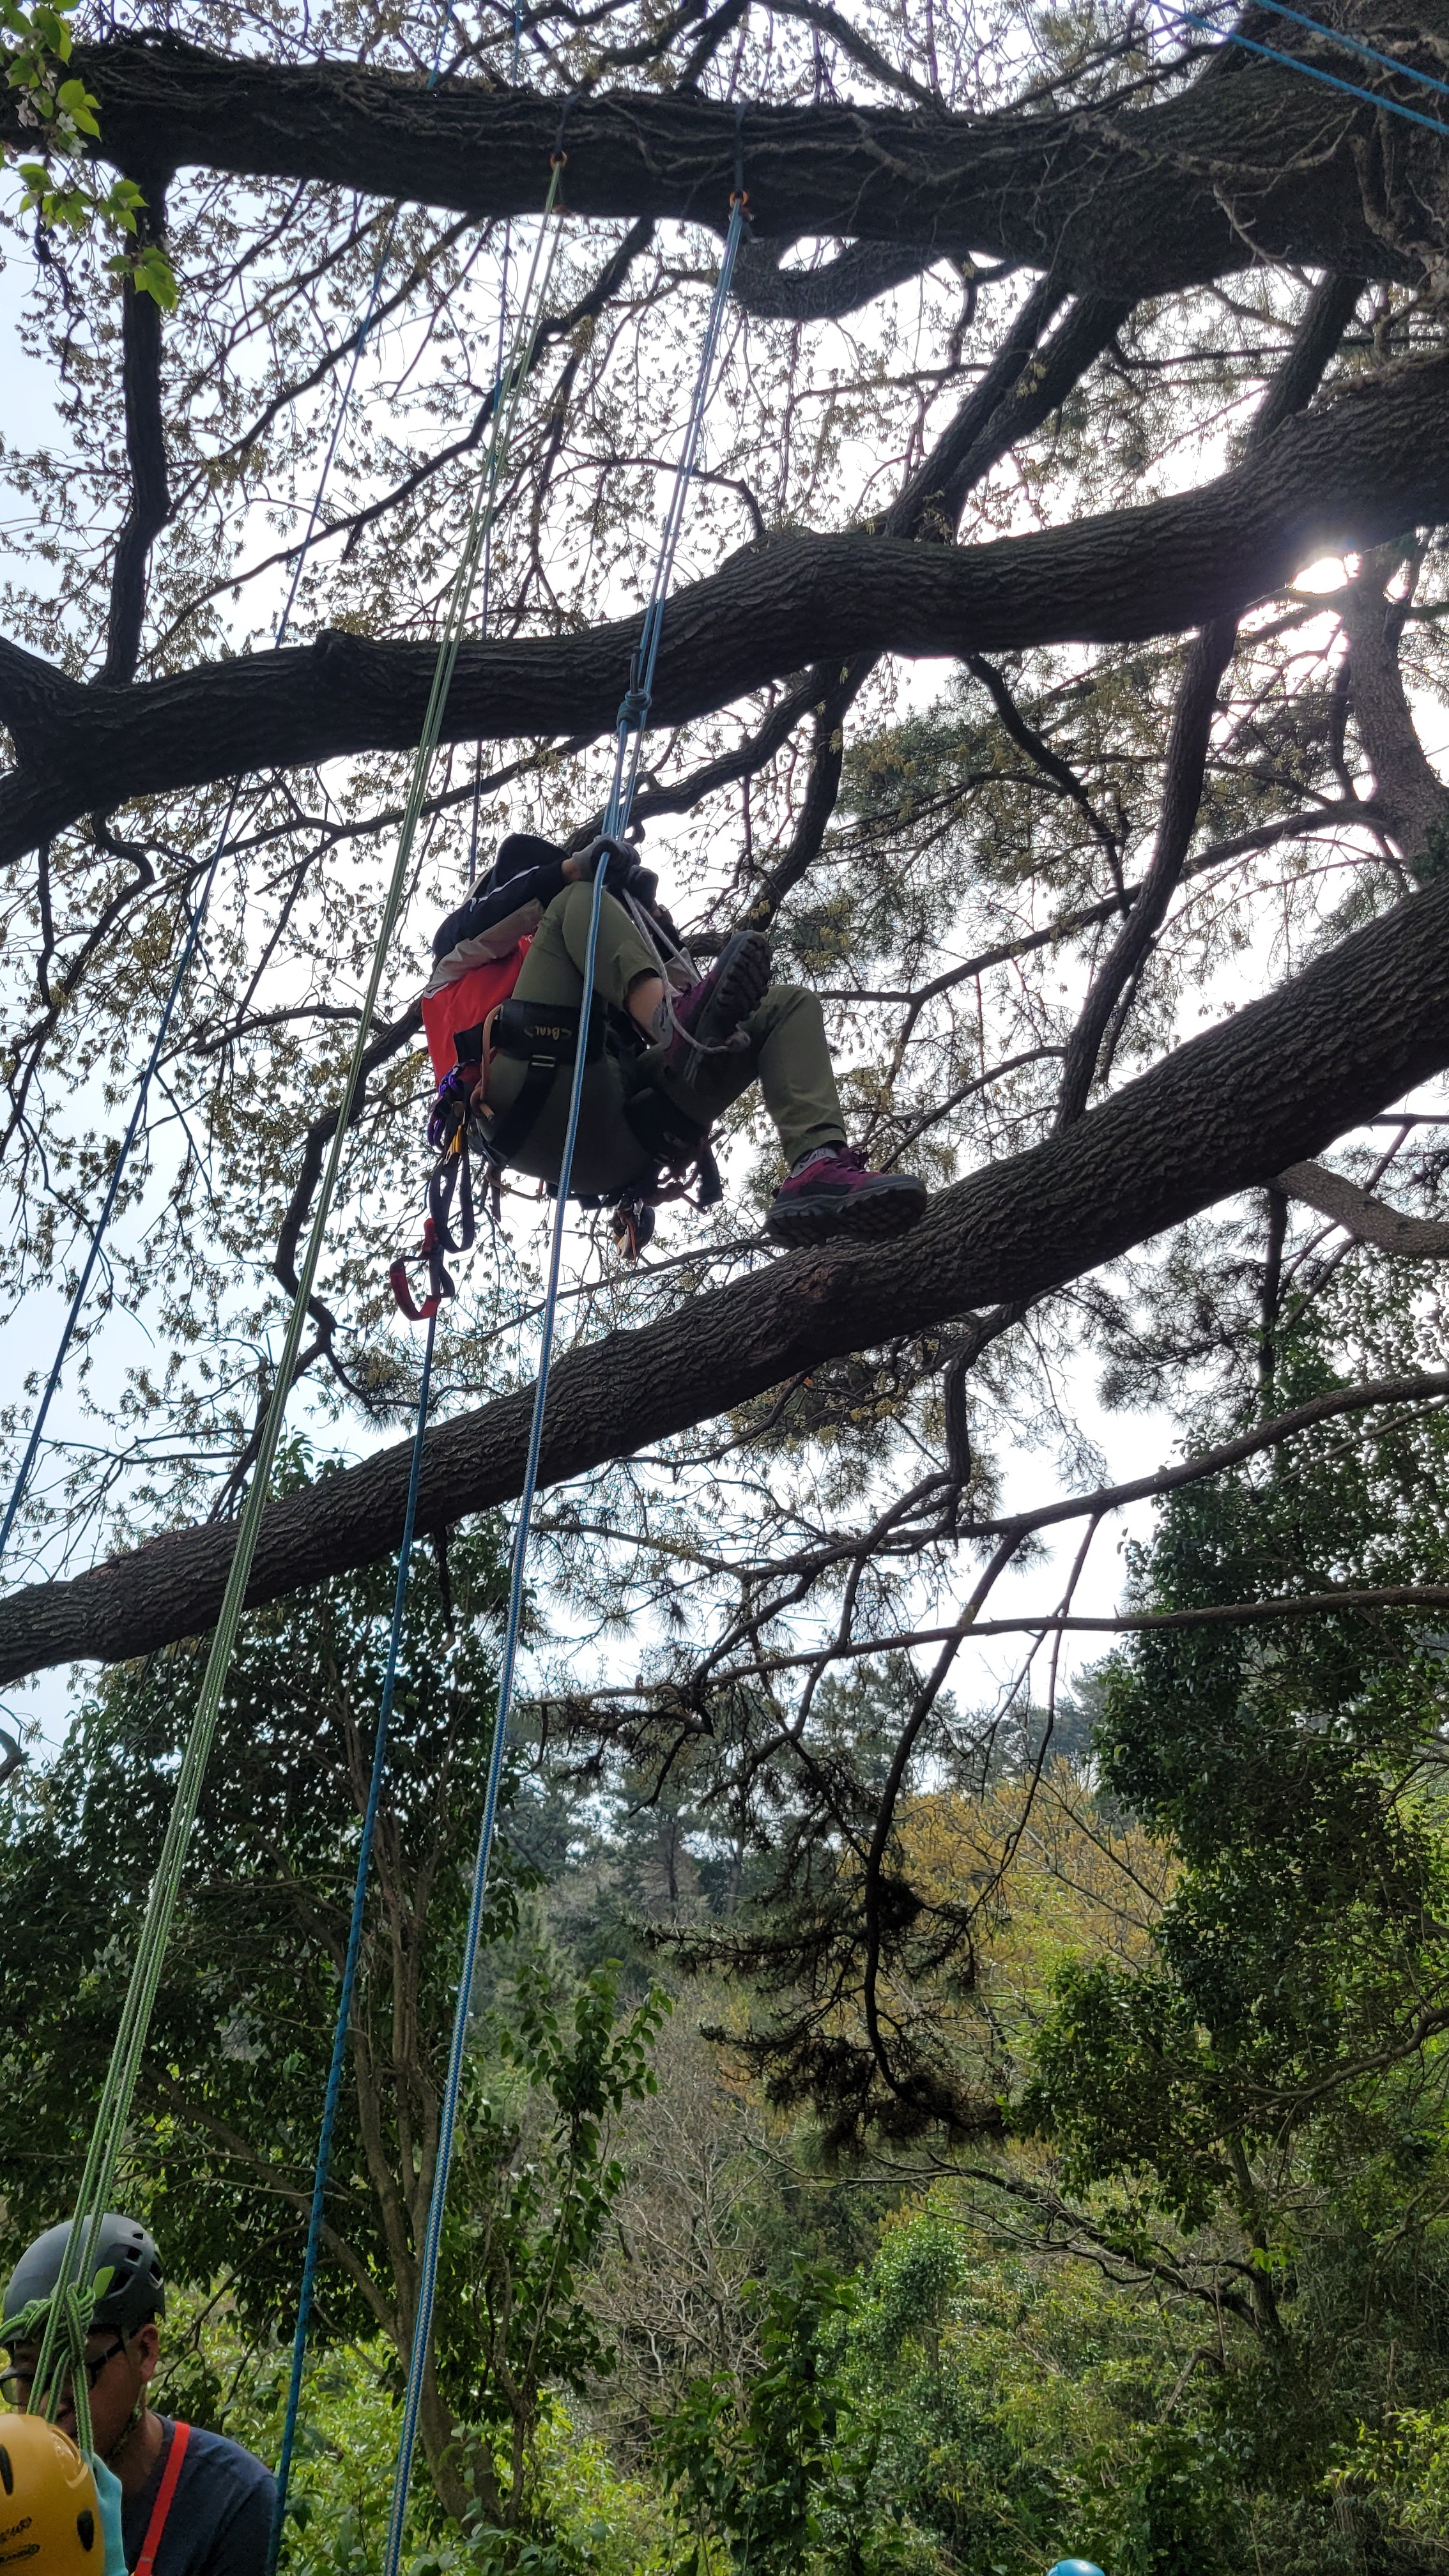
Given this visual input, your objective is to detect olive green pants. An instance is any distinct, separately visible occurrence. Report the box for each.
[484,883,846,1197]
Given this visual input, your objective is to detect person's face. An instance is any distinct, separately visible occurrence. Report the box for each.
[2,2321,158,2453]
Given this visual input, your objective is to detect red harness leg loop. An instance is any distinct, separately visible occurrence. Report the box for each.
[134,2419,192,2576]
[390,1216,454,1322]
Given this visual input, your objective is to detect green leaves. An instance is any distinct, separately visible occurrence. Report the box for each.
[660,2261,910,2576]
[2,0,178,303]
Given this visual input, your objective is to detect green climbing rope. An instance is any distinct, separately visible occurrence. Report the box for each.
[27,156,568,2422]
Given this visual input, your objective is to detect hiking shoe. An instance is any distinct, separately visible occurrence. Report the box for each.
[765,1146,928,1248]
[652,931,770,1073]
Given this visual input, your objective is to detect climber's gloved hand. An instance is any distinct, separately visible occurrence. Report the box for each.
[85,2454,126,2576]
[427,1062,480,1153]
[574,834,644,891]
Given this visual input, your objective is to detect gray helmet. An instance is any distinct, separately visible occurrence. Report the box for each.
[1,2216,165,2343]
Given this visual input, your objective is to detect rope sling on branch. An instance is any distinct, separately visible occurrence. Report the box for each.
[379,169,751,2576]
[0,0,463,1585]
[25,150,567,2443]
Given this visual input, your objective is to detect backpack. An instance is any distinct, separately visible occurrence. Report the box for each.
[420,938,530,1084]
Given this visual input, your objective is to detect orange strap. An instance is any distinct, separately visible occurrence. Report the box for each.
[134,2421,191,2576]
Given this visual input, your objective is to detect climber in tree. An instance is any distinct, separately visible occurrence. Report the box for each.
[1,2216,275,2576]
[424,832,928,1246]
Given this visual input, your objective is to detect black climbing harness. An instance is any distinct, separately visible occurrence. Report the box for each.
[438,981,724,1245]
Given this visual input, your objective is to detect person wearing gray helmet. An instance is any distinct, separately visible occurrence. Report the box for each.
[1,2214,274,2576]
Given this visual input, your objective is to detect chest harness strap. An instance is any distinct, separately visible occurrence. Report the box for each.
[134,2420,192,2576]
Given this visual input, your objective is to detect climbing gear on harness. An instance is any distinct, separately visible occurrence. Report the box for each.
[765,1145,928,1248]
[0,2416,103,2573]
[611,1193,656,1260]
[427,1061,482,1153]
[649,928,770,1074]
[3,2220,164,2347]
[389,1217,456,1322]
[132,2422,192,2576]
[381,167,751,2576]
[428,1137,477,1260]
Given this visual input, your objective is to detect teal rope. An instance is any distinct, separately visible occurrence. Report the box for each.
[379,185,749,2576]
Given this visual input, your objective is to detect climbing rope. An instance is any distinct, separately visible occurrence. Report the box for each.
[1238,0,1449,103]
[1159,0,1449,137]
[0,3,463,1583]
[264,1303,439,2575]
[380,172,751,2576]
[26,157,567,2432]
[604,182,752,841]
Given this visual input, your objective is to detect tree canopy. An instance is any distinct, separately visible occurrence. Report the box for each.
[6,0,1449,2131]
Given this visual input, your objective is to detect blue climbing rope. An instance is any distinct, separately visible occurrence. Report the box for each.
[1236,0,1449,105]
[1159,0,1449,139]
[264,1306,438,2576]
[379,179,751,2576]
[0,0,460,1581]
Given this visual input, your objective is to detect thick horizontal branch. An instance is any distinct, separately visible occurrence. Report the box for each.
[5,356,1448,867]
[8,871,1449,1680]
[3,40,1422,295]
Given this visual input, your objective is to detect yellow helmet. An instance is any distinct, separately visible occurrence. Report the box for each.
[0,2414,102,2569]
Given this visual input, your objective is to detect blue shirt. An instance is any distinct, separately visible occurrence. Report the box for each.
[120,2418,274,2576]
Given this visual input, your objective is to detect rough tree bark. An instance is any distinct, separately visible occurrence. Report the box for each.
[100,183,171,688]
[6,868,1449,1683]
[0,42,1430,294]
[5,353,1449,866]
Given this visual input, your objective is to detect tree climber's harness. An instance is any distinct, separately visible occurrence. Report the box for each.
[417,905,724,1273]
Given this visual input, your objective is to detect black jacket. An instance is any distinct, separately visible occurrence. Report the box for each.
[430,854,570,973]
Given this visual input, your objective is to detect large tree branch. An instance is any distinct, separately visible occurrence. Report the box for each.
[8,870,1449,1680]
[730,236,936,321]
[102,184,171,687]
[1339,544,1449,865]
[6,353,1448,869]
[1277,1158,1449,1254]
[4,41,1426,295]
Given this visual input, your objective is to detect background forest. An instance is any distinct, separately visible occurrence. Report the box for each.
[8,1243,1449,2576]
[6,0,1449,2567]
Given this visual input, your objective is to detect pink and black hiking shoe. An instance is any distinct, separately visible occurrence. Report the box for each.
[652,931,771,1074]
[766,1145,928,1248]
